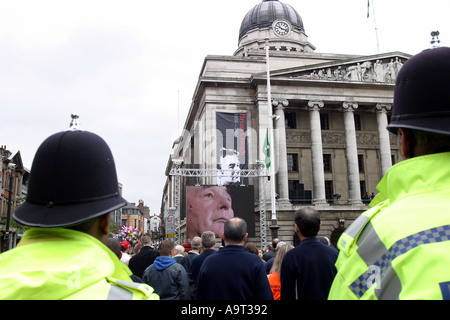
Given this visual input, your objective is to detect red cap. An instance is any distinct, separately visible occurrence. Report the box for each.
[120,241,131,250]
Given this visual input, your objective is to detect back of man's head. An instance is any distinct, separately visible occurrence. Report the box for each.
[191,236,202,251]
[174,245,185,255]
[120,241,131,253]
[272,238,280,250]
[106,238,121,259]
[201,231,216,249]
[141,236,152,246]
[159,240,175,256]
[294,207,321,238]
[224,217,247,245]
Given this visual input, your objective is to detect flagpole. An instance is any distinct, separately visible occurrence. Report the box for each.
[265,34,279,238]
[368,0,380,53]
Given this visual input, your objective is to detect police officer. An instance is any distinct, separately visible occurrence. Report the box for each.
[328,47,450,300]
[0,115,159,300]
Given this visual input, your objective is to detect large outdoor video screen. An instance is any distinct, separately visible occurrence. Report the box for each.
[185,185,255,240]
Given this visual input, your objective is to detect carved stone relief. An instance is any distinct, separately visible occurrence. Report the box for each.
[291,57,404,84]
[287,130,398,147]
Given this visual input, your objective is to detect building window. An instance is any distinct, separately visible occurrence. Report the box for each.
[289,180,300,202]
[285,112,296,129]
[289,180,312,204]
[391,154,396,165]
[358,155,365,173]
[287,153,298,172]
[320,113,329,130]
[354,114,362,131]
[323,154,332,173]
[361,181,370,204]
[325,180,334,203]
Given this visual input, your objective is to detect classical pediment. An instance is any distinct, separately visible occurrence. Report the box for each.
[270,52,412,84]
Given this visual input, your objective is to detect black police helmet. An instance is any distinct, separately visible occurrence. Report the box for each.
[13,119,126,228]
[387,47,450,135]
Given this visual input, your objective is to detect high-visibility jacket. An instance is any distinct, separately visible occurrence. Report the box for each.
[0,228,159,300]
[328,152,450,300]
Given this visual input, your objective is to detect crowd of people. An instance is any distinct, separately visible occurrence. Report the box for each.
[108,208,338,301]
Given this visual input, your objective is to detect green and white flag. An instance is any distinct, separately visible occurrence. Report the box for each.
[263,128,271,169]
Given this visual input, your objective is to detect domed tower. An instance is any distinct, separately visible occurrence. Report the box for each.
[234,0,315,56]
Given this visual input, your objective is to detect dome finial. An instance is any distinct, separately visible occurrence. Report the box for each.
[431,31,441,48]
[67,113,84,131]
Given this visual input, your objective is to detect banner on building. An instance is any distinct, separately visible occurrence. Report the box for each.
[185,185,255,239]
[216,112,248,186]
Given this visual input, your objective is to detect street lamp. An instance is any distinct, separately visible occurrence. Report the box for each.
[1,163,16,252]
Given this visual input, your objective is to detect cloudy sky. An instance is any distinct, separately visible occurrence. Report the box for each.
[1,0,448,214]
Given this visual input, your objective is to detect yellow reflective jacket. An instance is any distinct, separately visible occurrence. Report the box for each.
[328,152,450,300]
[0,228,159,300]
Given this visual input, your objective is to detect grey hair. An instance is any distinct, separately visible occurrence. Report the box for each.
[201,231,216,249]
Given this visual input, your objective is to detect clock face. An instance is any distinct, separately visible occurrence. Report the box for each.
[274,21,290,36]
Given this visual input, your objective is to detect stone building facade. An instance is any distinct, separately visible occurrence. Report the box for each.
[1,146,27,250]
[161,0,411,247]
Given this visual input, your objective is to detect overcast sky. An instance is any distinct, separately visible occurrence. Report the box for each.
[1,0,448,214]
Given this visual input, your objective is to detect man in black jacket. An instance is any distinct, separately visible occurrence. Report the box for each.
[191,231,216,282]
[128,236,159,279]
[280,207,338,300]
[195,218,273,300]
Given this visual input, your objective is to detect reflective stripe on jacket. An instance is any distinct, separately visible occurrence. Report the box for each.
[328,152,450,300]
[0,228,159,300]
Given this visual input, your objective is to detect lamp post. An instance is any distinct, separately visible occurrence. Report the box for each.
[1,163,16,252]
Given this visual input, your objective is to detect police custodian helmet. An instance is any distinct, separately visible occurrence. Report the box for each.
[387,47,450,135]
[13,115,127,228]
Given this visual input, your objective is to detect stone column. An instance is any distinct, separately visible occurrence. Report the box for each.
[342,102,362,205]
[307,101,327,205]
[273,99,290,205]
[376,104,393,176]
